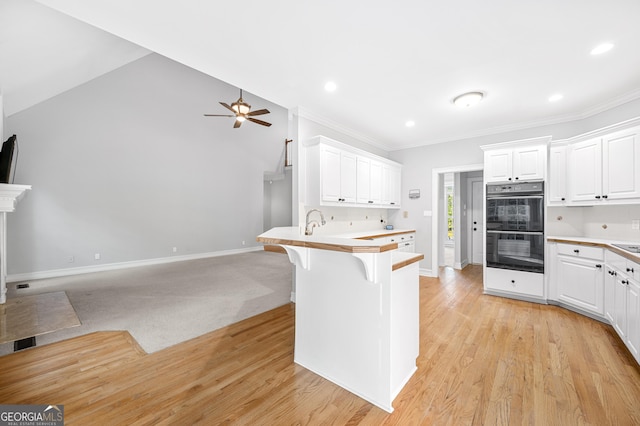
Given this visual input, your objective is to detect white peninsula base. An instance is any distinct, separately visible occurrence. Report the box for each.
[257,227,423,412]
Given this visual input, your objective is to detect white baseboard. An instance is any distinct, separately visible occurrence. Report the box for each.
[419,268,433,277]
[8,246,263,284]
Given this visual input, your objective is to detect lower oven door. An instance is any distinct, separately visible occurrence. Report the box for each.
[486,231,544,273]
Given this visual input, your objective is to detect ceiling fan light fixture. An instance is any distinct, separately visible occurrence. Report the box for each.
[231,102,251,115]
[236,115,246,122]
[453,91,484,108]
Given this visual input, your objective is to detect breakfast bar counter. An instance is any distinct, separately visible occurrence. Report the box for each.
[256,227,424,412]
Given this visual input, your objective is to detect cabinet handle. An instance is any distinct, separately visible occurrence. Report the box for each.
[515,177,519,180]
[595,195,601,199]
[368,200,374,203]
[508,177,512,181]
[595,264,602,268]
[602,195,608,199]
[511,280,515,284]
[622,280,628,285]
[627,267,635,273]
[573,249,580,254]
[474,228,477,231]
[561,197,566,201]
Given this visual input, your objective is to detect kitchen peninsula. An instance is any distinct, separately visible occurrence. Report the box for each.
[256,227,424,412]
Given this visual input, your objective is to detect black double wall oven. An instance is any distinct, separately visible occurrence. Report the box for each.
[486,182,544,273]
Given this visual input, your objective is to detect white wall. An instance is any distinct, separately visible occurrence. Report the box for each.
[6,53,289,277]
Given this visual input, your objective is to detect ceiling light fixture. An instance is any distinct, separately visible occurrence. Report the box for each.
[453,91,484,108]
[590,43,614,55]
[324,81,337,92]
[548,94,564,102]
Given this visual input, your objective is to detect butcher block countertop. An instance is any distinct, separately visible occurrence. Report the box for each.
[257,227,424,269]
[547,236,640,263]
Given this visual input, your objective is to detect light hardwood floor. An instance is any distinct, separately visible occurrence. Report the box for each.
[1,265,640,425]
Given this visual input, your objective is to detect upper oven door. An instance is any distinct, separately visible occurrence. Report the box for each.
[486,194,544,232]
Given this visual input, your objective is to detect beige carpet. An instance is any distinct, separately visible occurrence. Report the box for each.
[0,251,292,355]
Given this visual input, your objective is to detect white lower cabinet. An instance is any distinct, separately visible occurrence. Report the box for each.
[549,244,640,365]
[484,267,544,298]
[627,278,640,362]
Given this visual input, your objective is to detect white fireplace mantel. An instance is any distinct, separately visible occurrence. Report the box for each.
[0,184,31,303]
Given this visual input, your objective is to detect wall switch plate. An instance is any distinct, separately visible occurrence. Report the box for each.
[403,211,409,218]
[633,219,640,230]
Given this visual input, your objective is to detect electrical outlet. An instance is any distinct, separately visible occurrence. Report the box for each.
[632,219,640,230]
[67,256,74,263]
[403,211,409,218]
[94,253,101,260]
[242,241,246,245]
[172,247,178,253]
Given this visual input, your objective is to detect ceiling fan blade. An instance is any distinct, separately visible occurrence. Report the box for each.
[204,114,235,117]
[233,119,243,128]
[247,109,270,116]
[247,117,272,127]
[219,102,236,113]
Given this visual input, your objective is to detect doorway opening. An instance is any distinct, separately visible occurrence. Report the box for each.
[431,164,484,277]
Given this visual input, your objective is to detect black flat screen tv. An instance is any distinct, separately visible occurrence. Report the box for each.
[0,135,16,184]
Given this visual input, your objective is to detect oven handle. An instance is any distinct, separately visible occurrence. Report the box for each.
[486,195,544,200]
[486,230,544,236]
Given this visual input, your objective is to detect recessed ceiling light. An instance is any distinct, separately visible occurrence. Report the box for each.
[405,120,415,128]
[548,94,564,102]
[452,91,484,108]
[324,81,337,92]
[590,43,614,55]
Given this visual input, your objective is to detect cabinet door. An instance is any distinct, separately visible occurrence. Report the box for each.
[369,160,383,204]
[512,145,545,181]
[356,156,371,204]
[382,164,401,207]
[569,138,602,202]
[321,146,342,202]
[340,151,357,203]
[602,127,640,201]
[485,149,512,183]
[604,268,616,324]
[548,145,567,204]
[627,278,640,362]
[614,274,628,339]
[556,256,604,315]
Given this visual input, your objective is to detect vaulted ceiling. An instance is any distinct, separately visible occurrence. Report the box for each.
[3,0,640,150]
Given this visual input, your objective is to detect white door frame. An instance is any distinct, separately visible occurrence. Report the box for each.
[467,176,484,265]
[431,164,483,277]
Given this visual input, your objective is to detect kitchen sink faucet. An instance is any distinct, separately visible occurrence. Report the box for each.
[305,209,326,235]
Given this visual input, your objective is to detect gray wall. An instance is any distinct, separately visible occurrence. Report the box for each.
[6,53,288,276]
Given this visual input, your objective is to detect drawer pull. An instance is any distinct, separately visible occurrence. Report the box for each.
[627,267,635,273]
[595,264,602,268]
[573,249,580,254]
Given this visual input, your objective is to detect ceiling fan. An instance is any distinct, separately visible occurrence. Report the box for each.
[204,89,271,128]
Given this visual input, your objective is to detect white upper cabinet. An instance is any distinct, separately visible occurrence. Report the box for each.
[548,144,568,204]
[306,136,402,208]
[382,164,401,207]
[320,145,357,203]
[483,142,547,183]
[602,127,640,201]
[567,125,640,204]
[569,138,602,202]
[356,157,383,205]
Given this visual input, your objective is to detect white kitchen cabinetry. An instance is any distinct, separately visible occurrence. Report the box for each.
[484,267,544,299]
[320,145,357,204]
[357,157,382,205]
[554,243,604,316]
[382,164,401,207]
[568,126,640,204]
[370,232,415,253]
[606,251,640,363]
[306,136,402,209]
[548,144,568,205]
[484,144,546,183]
